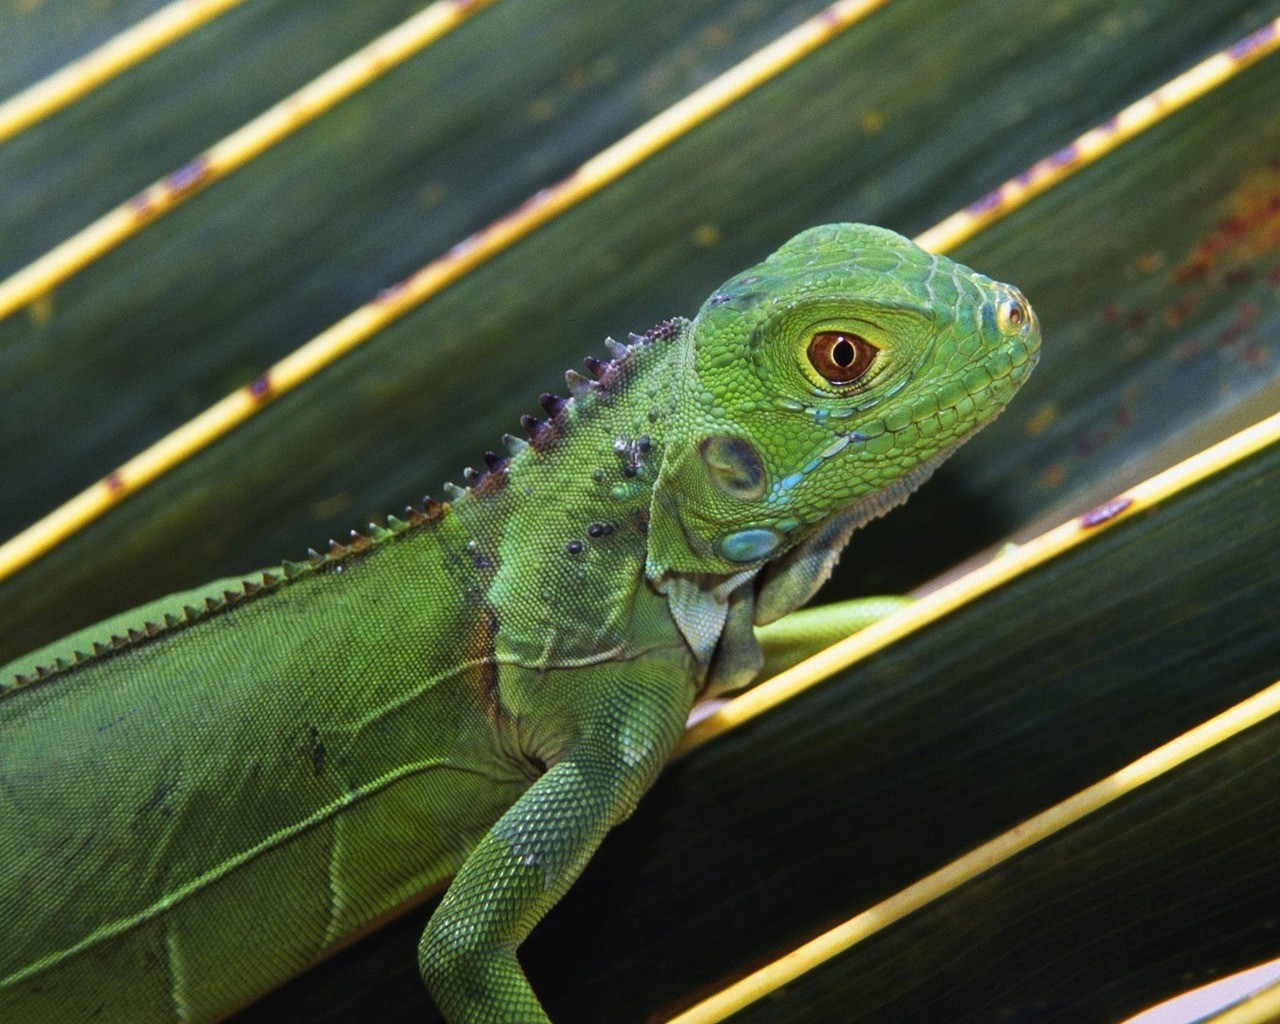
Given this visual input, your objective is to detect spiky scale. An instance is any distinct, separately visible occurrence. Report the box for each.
[502,433,528,456]
[539,393,567,417]
[442,482,467,502]
[628,331,646,344]
[463,467,483,486]
[282,559,306,578]
[521,414,545,439]
[261,572,280,587]
[565,370,592,397]
[242,581,262,597]
[604,337,628,359]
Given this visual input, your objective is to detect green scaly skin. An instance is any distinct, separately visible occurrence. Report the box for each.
[0,224,1040,1023]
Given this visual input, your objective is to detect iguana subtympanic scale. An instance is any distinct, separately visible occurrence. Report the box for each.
[0,224,1040,1023]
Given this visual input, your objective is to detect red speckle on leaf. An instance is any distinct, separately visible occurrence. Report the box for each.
[1242,342,1268,367]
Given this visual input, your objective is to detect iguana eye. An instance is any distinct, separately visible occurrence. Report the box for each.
[997,297,1028,334]
[807,331,878,385]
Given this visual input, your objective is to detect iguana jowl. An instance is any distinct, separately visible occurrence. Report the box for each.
[0,224,1040,1023]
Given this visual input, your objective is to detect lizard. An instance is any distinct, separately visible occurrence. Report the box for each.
[0,223,1040,1024]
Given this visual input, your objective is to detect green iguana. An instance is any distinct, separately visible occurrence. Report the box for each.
[0,224,1040,1023]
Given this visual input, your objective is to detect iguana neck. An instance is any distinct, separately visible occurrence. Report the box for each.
[444,319,700,671]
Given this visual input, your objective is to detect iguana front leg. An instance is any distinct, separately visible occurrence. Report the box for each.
[419,665,695,1024]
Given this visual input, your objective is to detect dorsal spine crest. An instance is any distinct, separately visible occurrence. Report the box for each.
[4,317,684,693]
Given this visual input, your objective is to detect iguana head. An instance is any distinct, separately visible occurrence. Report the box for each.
[646,222,1040,579]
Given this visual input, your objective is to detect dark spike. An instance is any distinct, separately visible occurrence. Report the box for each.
[483,451,506,472]
[242,580,262,597]
[127,627,146,642]
[34,665,51,679]
[422,496,445,517]
[405,505,426,525]
[54,656,71,670]
[72,650,89,664]
[328,539,345,556]
[261,571,280,587]
[11,673,30,686]
[111,634,130,649]
[164,613,183,628]
[204,597,222,613]
[521,414,545,438]
[348,530,371,551]
[583,355,607,377]
[143,621,163,637]
[93,640,113,656]
[183,605,203,622]
[222,590,241,606]
[648,318,681,341]
[539,393,567,417]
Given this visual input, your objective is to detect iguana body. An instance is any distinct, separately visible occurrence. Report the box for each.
[0,225,1039,1023]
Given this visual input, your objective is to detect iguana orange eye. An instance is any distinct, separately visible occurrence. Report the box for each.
[807,331,878,385]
